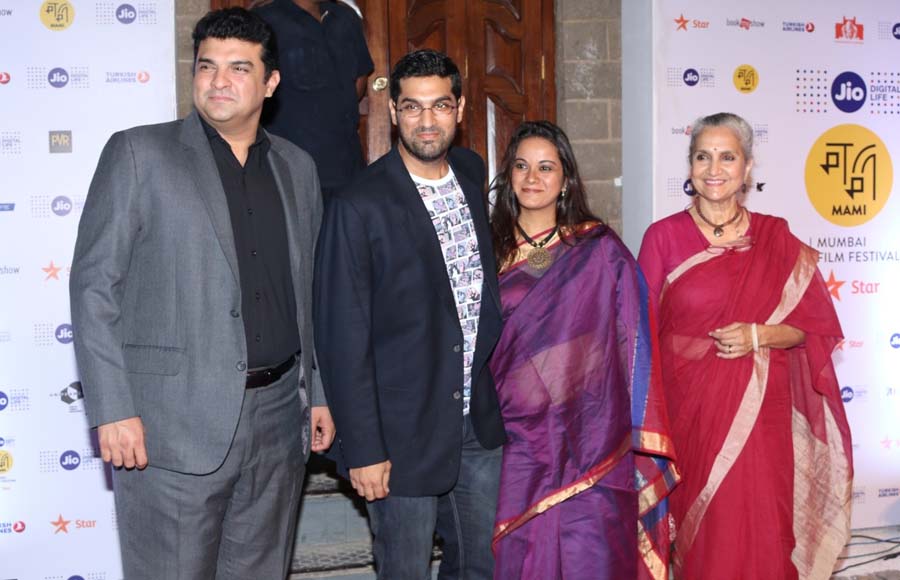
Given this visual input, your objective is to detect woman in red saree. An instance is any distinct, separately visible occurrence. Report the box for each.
[489,121,679,579]
[638,112,852,579]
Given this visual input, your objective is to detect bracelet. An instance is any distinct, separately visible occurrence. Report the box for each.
[751,323,760,352]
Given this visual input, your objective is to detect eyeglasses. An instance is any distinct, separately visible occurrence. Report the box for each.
[396,101,457,118]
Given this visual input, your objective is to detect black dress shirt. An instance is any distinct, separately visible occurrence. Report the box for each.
[255,0,374,192]
[201,117,300,368]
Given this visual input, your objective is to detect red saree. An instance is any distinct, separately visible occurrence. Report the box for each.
[638,211,852,579]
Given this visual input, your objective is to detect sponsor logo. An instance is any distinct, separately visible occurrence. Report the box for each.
[40,1,75,31]
[674,14,709,31]
[867,72,900,116]
[835,16,864,42]
[890,333,900,349]
[1,131,23,155]
[783,21,814,33]
[49,130,72,153]
[683,68,700,86]
[0,520,26,534]
[60,381,84,405]
[825,271,844,300]
[850,279,880,295]
[733,64,759,93]
[831,71,866,113]
[805,124,893,226]
[105,70,151,84]
[841,386,854,402]
[674,14,688,30]
[878,488,900,498]
[895,23,900,40]
[0,265,19,275]
[0,203,14,211]
[0,8,12,17]
[59,450,80,470]
[51,195,73,216]
[50,514,96,534]
[48,67,69,88]
[0,72,10,84]
[852,487,866,504]
[116,3,135,23]
[683,179,694,196]
[42,260,62,281]
[0,391,7,411]
[55,323,74,344]
[727,17,764,30]
[0,450,11,473]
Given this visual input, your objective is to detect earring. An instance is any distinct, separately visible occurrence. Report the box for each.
[560,189,567,199]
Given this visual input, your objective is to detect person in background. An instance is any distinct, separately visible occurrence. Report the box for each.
[253,0,374,196]
[489,121,678,579]
[637,112,852,579]
[70,9,333,578]
[314,49,505,579]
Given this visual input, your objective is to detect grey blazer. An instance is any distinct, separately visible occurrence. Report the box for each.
[70,111,324,475]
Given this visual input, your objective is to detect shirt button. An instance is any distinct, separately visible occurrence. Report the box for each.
[251,250,258,257]
[255,334,262,342]
[255,291,262,302]
[236,361,247,372]
[452,344,461,353]
[452,391,461,400]
[247,208,254,216]
[230,310,240,318]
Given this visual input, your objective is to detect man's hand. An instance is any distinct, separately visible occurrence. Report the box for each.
[310,405,336,452]
[97,416,148,469]
[349,460,391,501]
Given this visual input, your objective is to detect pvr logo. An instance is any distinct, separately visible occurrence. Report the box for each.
[56,323,74,344]
[832,71,866,113]
[683,68,699,86]
[0,72,10,84]
[60,450,80,470]
[116,3,136,24]
[50,130,72,153]
[805,124,893,226]
[48,67,69,88]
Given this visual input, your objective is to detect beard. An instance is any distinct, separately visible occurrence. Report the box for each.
[398,124,456,162]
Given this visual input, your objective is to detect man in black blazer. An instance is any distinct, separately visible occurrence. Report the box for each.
[314,50,505,579]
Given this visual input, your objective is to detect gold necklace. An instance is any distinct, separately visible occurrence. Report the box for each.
[517,224,558,270]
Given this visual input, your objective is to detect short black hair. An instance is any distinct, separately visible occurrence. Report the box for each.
[389,49,462,102]
[192,8,278,80]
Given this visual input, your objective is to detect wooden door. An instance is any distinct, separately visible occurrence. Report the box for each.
[209,0,555,178]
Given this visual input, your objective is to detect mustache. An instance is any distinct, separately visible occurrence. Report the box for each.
[414,126,443,136]
[204,90,236,99]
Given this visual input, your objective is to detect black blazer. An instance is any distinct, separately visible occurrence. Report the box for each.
[314,145,505,496]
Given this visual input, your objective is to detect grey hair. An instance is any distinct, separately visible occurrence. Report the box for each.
[688,112,754,162]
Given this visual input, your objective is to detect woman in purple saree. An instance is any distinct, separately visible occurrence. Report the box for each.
[488,122,679,579]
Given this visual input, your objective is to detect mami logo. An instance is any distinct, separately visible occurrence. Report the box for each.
[40,1,75,31]
[805,124,893,227]
[733,64,759,94]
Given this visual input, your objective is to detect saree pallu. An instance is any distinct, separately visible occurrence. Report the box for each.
[491,224,678,580]
[649,213,852,579]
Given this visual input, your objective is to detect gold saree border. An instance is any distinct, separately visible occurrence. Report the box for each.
[639,519,667,580]
[492,434,631,546]
[673,243,821,566]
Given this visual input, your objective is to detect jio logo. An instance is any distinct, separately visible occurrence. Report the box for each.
[0,391,8,411]
[55,324,74,344]
[116,4,137,24]
[52,196,73,216]
[60,450,81,470]
[840,386,854,403]
[890,333,900,349]
[831,71,866,113]
[893,23,900,40]
[683,179,695,195]
[48,67,69,88]
[683,68,700,86]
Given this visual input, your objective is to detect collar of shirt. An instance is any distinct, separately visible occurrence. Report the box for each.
[198,114,271,158]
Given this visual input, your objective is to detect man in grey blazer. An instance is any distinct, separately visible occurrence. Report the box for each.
[69,8,333,579]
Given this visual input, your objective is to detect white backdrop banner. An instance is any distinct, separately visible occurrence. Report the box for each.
[0,1,176,577]
[652,0,900,529]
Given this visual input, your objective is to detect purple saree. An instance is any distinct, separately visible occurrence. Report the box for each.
[491,223,679,580]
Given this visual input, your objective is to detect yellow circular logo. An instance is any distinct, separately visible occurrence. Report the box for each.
[40,1,75,31]
[0,450,12,474]
[733,64,758,93]
[805,124,893,227]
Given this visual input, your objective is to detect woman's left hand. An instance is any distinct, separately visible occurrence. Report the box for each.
[710,322,753,359]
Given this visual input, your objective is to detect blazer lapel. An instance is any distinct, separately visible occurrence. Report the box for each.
[385,148,458,320]
[178,112,240,286]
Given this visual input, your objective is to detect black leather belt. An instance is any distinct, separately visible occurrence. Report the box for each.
[245,354,296,389]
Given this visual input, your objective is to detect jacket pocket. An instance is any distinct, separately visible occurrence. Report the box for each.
[123,344,185,376]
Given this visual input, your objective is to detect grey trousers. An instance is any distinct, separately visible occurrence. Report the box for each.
[112,364,309,580]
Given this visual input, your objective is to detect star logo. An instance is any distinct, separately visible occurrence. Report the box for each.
[674,14,689,31]
[42,260,62,281]
[51,514,70,534]
[825,270,845,301]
